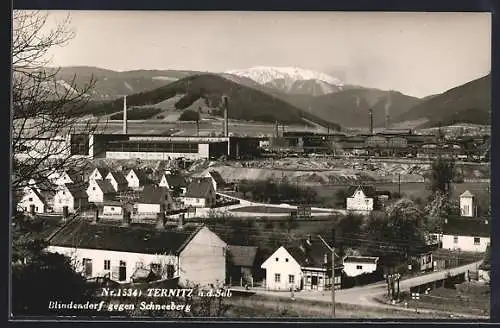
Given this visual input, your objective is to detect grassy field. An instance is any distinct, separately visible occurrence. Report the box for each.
[228,294,455,319]
[398,283,490,317]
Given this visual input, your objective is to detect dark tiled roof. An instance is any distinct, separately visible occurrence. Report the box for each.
[208,170,225,186]
[96,180,117,194]
[286,239,342,269]
[107,171,128,186]
[93,168,110,178]
[347,185,377,198]
[228,245,258,267]
[137,185,171,204]
[66,183,89,199]
[49,219,203,255]
[130,169,150,184]
[165,175,187,188]
[343,256,379,264]
[184,179,213,198]
[31,188,50,204]
[442,218,490,237]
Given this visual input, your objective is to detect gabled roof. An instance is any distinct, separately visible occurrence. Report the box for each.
[442,218,490,238]
[343,256,379,264]
[460,190,474,198]
[129,169,150,184]
[228,245,258,267]
[29,187,49,204]
[184,179,214,198]
[66,169,84,182]
[95,180,116,194]
[137,185,171,204]
[207,170,225,186]
[65,183,89,199]
[107,171,128,186]
[348,185,377,198]
[48,220,203,255]
[286,238,342,269]
[91,167,109,178]
[164,174,187,188]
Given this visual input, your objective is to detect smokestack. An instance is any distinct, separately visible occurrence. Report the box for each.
[369,108,373,135]
[222,96,229,137]
[123,96,128,135]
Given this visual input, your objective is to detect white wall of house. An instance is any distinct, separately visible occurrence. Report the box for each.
[18,189,45,213]
[136,203,162,214]
[343,261,378,277]
[261,246,303,291]
[46,246,178,283]
[460,196,475,217]
[53,188,76,213]
[103,205,123,216]
[182,197,207,208]
[126,170,142,189]
[87,181,105,203]
[159,176,170,188]
[346,189,373,213]
[178,226,227,287]
[89,169,105,181]
[442,234,490,252]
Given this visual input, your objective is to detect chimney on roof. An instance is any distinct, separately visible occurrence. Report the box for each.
[123,96,128,135]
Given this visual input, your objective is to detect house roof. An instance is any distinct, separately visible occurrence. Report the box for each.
[184,179,213,198]
[66,169,84,182]
[228,245,258,267]
[347,185,377,198]
[103,201,123,207]
[96,180,117,194]
[48,219,203,255]
[442,218,490,238]
[286,238,342,269]
[107,171,128,186]
[66,183,89,199]
[164,174,187,188]
[137,185,171,204]
[129,169,150,184]
[207,170,225,185]
[460,190,474,198]
[343,256,379,264]
[92,167,110,178]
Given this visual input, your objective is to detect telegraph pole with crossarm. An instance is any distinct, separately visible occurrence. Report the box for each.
[318,229,336,318]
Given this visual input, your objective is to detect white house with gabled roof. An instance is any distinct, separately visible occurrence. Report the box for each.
[459,190,476,217]
[261,246,303,291]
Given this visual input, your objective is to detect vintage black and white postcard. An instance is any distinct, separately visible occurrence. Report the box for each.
[10,10,491,320]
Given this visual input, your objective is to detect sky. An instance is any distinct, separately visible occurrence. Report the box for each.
[39,10,491,98]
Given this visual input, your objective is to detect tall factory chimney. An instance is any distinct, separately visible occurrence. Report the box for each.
[123,96,128,135]
[385,93,392,130]
[368,108,373,135]
[222,95,229,137]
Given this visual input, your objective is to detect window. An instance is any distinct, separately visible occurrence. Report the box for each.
[111,207,114,211]
[35,207,38,211]
[150,263,161,272]
[274,273,281,283]
[285,258,289,262]
[196,199,200,203]
[356,265,363,270]
[474,237,480,245]
[453,236,459,244]
[92,187,96,191]
[136,261,144,269]
[166,264,175,279]
[28,197,33,201]
[275,257,279,262]
[62,192,65,195]
[104,260,111,270]
[288,275,295,284]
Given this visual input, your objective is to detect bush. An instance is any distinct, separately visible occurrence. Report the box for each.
[178,110,200,121]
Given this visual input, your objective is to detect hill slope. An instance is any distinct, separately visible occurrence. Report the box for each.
[48,66,203,100]
[394,74,491,128]
[87,74,341,128]
[278,88,421,128]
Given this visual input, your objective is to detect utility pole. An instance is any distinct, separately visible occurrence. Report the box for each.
[318,230,336,318]
[398,173,401,195]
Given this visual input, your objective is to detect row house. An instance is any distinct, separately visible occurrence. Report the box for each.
[89,168,110,181]
[53,183,89,213]
[86,179,116,203]
[159,173,188,196]
[46,219,227,287]
[437,217,490,253]
[105,171,129,193]
[134,185,174,215]
[126,168,151,190]
[17,186,54,214]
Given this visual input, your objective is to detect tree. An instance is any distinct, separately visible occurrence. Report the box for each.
[178,109,200,121]
[428,156,455,195]
[12,11,99,193]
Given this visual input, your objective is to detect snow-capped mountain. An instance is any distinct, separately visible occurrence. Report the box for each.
[226,66,344,95]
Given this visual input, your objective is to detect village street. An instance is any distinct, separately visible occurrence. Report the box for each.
[231,260,485,318]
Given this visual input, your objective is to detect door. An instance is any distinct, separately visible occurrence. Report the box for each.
[83,258,93,278]
[119,261,127,281]
[311,276,318,290]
